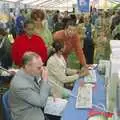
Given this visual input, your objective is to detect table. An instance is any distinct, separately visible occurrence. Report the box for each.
[62,71,106,120]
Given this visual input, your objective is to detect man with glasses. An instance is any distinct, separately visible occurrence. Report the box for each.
[9,51,51,120]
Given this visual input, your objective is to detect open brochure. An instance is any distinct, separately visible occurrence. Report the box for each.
[44,97,68,116]
[76,84,93,108]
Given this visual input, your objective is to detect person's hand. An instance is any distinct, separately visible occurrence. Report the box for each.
[79,66,89,77]
[41,67,48,81]
[8,71,16,76]
[8,68,19,76]
[51,87,62,101]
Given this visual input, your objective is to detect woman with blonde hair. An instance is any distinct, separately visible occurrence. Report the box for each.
[31,9,53,49]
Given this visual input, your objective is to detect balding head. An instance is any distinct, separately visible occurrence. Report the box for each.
[22,52,43,76]
[22,52,41,65]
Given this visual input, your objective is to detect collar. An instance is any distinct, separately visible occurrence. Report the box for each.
[18,69,35,82]
[24,33,34,40]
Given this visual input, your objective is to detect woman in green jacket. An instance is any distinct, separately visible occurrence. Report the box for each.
[31,9,53,50]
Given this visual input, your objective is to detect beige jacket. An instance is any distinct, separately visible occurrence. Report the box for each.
[47,54,79,87]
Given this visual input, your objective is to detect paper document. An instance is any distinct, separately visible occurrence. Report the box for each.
[84,70,96,83]
[44,97,68,116]
[76,85,93,108]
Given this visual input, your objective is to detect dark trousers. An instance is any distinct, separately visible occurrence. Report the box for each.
[83,44,94,64]
[45,114,60,120]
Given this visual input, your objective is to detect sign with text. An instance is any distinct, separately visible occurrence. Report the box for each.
[77,0,90,12]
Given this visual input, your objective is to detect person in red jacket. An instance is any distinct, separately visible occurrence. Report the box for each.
[11,20,48,66]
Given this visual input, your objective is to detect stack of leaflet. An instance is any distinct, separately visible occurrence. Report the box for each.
[106,73,118,113]
[44,97,68,116]
[110,40,120,49]
[97,60,110,86]
[84,70,97,83]
[106,40,120,112]
[110,40,120,78]
[76,70,96,108]
[104,60,111,86]
[76,84,93,108]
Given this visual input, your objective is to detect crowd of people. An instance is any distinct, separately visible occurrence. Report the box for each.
[0,8,120,120]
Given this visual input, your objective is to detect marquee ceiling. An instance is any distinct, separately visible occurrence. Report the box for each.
[4,0,75,10]
[4,0,120,11]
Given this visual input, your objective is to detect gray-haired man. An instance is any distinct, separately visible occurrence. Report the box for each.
[9,51,51,120]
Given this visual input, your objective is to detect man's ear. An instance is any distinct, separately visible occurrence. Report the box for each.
[24,64,29,69]
[25,62,33,69]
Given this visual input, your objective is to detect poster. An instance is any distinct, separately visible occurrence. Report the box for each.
[77,0,90,12]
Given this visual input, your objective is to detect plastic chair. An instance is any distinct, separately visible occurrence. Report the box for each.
[2,90,13,120]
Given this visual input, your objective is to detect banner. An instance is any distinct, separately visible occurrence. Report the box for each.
[77,0,90,12]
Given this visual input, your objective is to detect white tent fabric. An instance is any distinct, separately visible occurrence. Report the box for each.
[4,0,119,11]
[4,0,76,11]
[6,0,19,2]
